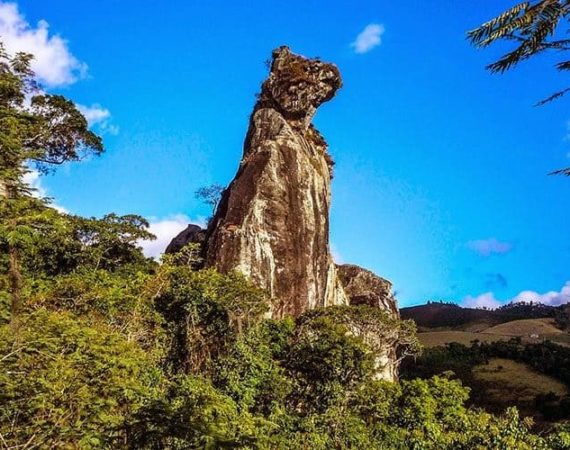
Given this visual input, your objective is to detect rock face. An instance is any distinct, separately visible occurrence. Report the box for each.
[202,46,348,318]
[167,47,398,324]
[337,264,399,316]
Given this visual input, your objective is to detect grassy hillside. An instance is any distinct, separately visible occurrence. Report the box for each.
[417,318,570,348]
[418,331,508,347]
[482,318,563,337]
[403,302,570,428]
[472,358,568,418]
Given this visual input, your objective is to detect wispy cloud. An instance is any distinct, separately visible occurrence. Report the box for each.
[510,282,570,306]
[351,23,385,54]
[0,2,87,87]
[77,103,119,135]
[139,215,207,259]
[467,238,513,257]
[77,104,110,124]
[463,281,570,309]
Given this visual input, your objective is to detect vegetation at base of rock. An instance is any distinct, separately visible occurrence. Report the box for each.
[2,220,569,448]
[3,218,568,448]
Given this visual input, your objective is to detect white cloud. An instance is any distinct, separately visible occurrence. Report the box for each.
[22,169,67,213]
[77,103,119,135]
[77,104,110,125]
[467,238,513,257]
[463,292,502,309]
[510,282,570,306]
[0,4,118,132]
[139,215,207,259]
[351,23,385,54]
[0,2,86,87]
[22,169,46,197]
[463,281,570,309]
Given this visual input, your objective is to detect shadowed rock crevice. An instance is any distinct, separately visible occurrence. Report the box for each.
[164,224,206,255]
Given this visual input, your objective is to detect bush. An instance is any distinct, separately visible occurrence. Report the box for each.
[0,309,163,448]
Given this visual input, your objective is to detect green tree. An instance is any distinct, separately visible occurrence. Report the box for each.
[0,42,102,331]
[195,184,224,214]
[0,309,163,448]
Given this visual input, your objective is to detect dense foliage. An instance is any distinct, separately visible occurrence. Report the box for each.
[4,212,569,448]
[4,217,570,448]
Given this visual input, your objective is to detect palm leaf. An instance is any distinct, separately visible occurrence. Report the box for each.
[549,166,570,175]
[535,87,570,105]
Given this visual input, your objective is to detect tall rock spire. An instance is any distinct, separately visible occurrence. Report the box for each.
[203,46,348,317]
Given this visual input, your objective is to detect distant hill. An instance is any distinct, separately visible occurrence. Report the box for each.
[482,318,563,337]
[400,303,494,330]
[400,301,558,331]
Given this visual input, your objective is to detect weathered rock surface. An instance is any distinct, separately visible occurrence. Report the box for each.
[202,46,348,318]
[337,264,398,316]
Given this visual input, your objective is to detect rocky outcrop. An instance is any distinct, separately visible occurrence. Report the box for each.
[201,46,348,318]
[165,224,206,255]
[337,264,398,316]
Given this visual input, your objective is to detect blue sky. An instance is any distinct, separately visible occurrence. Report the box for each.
[2,0,570,307]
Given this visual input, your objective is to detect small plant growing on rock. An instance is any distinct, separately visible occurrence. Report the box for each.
[195,184,224,215]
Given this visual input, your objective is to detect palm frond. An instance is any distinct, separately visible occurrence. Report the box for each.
[549,166,570,175]
[468,2,530,45]
[535,87,570,105]
[556,59,570,69]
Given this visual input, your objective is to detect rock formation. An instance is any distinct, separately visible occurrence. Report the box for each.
[202,46,349,318]
[336,264,398,316]
[168,46,398,322]
[165,224,206,255]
